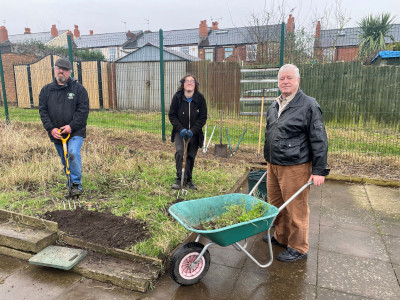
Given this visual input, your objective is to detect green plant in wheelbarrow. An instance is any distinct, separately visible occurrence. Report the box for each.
[198,200,268,230]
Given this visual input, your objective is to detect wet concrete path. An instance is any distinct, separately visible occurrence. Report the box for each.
[0,181,399,299]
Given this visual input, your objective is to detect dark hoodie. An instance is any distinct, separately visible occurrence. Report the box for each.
[39,77,89,144]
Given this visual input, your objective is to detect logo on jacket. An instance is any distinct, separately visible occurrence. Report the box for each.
[67,93,75,100]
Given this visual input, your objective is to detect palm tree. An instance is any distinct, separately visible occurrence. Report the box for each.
[357,13,395,58]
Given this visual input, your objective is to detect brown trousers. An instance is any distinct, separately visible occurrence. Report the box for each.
[267,162,312,254]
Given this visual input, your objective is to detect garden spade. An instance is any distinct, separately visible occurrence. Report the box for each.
[177,137,190,199]
[214,110,227,157]
[59,131,80,209]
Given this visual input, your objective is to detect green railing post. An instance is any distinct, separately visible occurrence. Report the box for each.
[67,34,74,78]
[279,22,285,67]
[0,47,10,124]
[159,29,166,142]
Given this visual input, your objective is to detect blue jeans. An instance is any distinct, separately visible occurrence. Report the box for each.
[54,136,84,190]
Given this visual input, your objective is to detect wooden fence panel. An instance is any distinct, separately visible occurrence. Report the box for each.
[31,55,58,107]
[13,56,109,110]
[14,65,30,108]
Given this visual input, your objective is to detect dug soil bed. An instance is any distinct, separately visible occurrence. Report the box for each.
[42,207,149,250]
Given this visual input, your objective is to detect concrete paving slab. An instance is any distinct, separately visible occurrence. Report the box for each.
[320,182,378,233]
[364,185,400,237]
[308,184,323,206]
[317,287,368,299]
[157,264,240,300]
[56,278,138,300]
[0,220,57,253]
[318,249,399,299]
[382,235,400,265]
[231,272,316,300]
[364,185,400,217]
[376,216,400,237]
[0,254,26,278]
[319,224,390,261]
[393,264,400,281]
[0,264,82,300]
[309,203,321,225]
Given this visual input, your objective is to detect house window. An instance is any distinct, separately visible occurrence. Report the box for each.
[205,48,214,61]
[246,44,257,61]
[180,46,189,54]
[109,47,116,61]
[224,47,233,59]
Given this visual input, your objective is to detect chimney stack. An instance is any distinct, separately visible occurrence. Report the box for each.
[211,21,219,30]
[74,25,80,38]
[0,26,9,42]
[24,27,31,34]
[287,14,295,33]
[199,20,208,38]
[51,24,58,37]
[126,30,136,40]
[89,30,93,35]
[315,21,321,38]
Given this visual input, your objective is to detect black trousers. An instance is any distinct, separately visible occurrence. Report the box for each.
[174,132,199,181]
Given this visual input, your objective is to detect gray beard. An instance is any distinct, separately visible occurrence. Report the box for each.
[56,76,67,84]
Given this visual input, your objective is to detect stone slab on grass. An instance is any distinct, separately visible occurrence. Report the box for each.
[0,219,58,253]
[72,252,162,293]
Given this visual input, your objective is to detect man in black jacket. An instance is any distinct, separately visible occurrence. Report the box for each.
[39,58,89,196]
[169,75,207,190]
[263,64,329,262]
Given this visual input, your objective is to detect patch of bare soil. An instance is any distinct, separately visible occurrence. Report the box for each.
[42,207,149,249]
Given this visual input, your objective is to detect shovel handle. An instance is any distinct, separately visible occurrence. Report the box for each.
[59,130,71,175]
[181,138,190,189]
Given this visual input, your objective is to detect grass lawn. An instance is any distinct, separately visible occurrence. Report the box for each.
[0,121,247,258]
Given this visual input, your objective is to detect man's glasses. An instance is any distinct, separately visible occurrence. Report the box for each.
[54,66,70,71]
[184,80,195,83]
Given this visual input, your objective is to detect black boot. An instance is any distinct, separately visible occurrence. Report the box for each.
[171,178,181,189]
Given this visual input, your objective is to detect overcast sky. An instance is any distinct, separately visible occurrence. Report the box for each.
[2,0,399,36]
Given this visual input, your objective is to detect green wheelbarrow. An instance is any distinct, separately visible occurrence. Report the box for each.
[168,179,313,285]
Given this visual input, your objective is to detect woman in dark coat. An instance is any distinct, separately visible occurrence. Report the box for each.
[168,74,207,190]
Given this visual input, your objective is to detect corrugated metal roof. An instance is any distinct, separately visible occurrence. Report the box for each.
[74,31,142,48]
[318,24,400,48]
[116,43,200,62]
[371,50,400,62]
[124,28,200,49]
[8,30,67,44]
[201,25,281,46]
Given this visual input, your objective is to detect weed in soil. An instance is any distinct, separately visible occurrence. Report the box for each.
[42,207,150,250]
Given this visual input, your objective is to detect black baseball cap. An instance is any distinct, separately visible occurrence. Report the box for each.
[55,58,72,70]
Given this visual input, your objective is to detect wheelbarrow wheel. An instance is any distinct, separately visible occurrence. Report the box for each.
[169,242,210,285]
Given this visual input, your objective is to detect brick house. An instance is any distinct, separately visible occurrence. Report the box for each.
[198,15,295,63]
[314,21,400,62]
[0,26,45,106]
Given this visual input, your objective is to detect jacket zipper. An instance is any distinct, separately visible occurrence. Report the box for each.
[269,104,289,162]
[188,101,191,130]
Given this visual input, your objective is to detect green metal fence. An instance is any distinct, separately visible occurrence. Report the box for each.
[1,24,399,174]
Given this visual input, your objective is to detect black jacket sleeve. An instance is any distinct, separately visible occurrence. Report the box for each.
[190,94,207,135]
[307,105,330,176]
[69,84,89,133]
[168,93,185,133]
[38,85,55,133]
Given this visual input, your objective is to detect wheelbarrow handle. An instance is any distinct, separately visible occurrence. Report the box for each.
[278,181,313,213]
